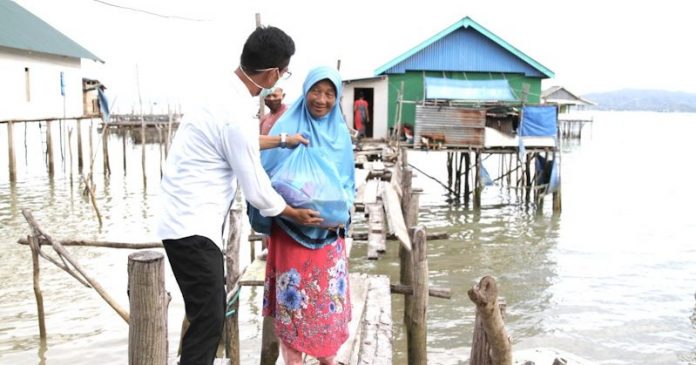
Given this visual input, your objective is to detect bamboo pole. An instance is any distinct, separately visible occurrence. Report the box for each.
[80,175,103,227]
[46,120,55,177]
[28,235,46,340]
[224,207,242,364]
[407,226,428,365]
[467,276,512,365]
[128,251,168,365]
[7,120,16,181]
[21,208,129,322]
[123,127,127,174]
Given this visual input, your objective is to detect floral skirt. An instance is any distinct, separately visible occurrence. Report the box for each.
[262,223,351,358]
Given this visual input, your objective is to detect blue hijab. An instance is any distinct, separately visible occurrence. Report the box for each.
[249,66,355,249]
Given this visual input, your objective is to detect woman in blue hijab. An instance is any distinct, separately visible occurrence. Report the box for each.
[254,66,355,364]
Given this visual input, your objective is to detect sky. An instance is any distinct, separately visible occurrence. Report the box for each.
[13,0,696,112]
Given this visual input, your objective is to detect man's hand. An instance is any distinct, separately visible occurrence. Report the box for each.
[281,205,323,226]
[286,133,309,148]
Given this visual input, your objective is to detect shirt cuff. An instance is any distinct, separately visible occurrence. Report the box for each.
[258,194,286,217]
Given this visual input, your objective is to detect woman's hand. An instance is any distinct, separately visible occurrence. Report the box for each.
[281,205,323,226]
[286,133,309,148]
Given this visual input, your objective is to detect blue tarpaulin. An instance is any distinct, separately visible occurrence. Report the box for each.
[519,106,557,136]
[424,77,518,101]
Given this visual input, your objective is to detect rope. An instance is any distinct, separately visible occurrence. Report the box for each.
[225,286,241,317]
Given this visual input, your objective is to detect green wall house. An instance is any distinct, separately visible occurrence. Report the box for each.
[341,16,554,139]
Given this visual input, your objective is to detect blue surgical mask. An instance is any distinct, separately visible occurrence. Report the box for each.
[259,86,276,98]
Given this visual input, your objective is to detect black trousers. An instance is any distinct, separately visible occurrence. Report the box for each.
[163,235,225,365]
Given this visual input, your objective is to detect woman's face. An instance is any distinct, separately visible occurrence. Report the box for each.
[306,79,336,118]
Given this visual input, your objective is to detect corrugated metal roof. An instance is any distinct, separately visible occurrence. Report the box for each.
[414,106,486,148]
[375,16,553,79]
[0,0,103,62]
[542,86,596,105]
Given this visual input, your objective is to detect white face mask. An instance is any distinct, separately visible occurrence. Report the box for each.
[240,67,278,97]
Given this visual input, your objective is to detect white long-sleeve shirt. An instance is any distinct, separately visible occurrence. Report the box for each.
[157,73,286,248]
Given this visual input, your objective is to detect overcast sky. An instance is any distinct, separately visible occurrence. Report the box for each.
[14,0,696,111]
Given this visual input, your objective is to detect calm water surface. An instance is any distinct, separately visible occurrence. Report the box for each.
[1,111,696,364]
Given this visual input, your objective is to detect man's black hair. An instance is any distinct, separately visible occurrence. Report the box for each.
[241,26,295,75]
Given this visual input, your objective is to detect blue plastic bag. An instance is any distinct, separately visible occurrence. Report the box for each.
[269,145,350,226]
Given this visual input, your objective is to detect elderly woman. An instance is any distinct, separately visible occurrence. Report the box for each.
[250,66,355,365]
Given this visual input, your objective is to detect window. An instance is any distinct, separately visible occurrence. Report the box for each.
[24,67,30,102]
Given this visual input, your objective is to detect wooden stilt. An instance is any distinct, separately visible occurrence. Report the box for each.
[7,120,16,182]
[474,151,482,209]
[88,119,94,167]
[122,127,127,174]
[141,115,147,187]
[102,124,110,175]
[77,119,83,173]
[224,207,242,365]
[524,153,531,205]
[260,316,279,365]
[407,226,428,365]
[67,128,73,177]
[464,151,471,206]
[28,235,46,340]
[457,151,465,199]
[46,121,55,177]
[128,251,168,365]
[399,171,414,319]
[446,152,453,195]
[468,276,512,365]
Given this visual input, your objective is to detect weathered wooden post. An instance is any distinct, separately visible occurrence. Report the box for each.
[77,119,84,173]
[46,120,55,177]
[474,151,482,208]
[224,207,242,364]
[7,121,17,182]
[102,124,111,175]
[122,127,128,174]
[27,235,46,340]
[467,276,512,365]
[408,225,429,365]
[399,148,414,323]
[128,250,168,365]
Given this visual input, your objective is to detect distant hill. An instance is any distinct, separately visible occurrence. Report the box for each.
[581,89,696,112]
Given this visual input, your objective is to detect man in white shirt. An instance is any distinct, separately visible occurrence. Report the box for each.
[157,26,321,365]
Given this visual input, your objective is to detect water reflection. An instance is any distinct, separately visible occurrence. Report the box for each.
[2,112,696,364]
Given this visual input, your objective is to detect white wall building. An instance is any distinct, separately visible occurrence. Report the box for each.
[0,0,102,121]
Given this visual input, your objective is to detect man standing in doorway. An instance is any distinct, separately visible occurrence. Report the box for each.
[353,92,369,139]
[259,87,288,135]
[158,26,322,365]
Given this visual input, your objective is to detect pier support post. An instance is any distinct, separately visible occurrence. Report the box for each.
[128,250,168,365]
[473,151,482,209]
[46,120,55,177]
[407,226,429,365]
[468,276,511,365]
[77,119,83,173]
[102,124,110,175]
[7,120,16,182]
[224,207,242,364]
